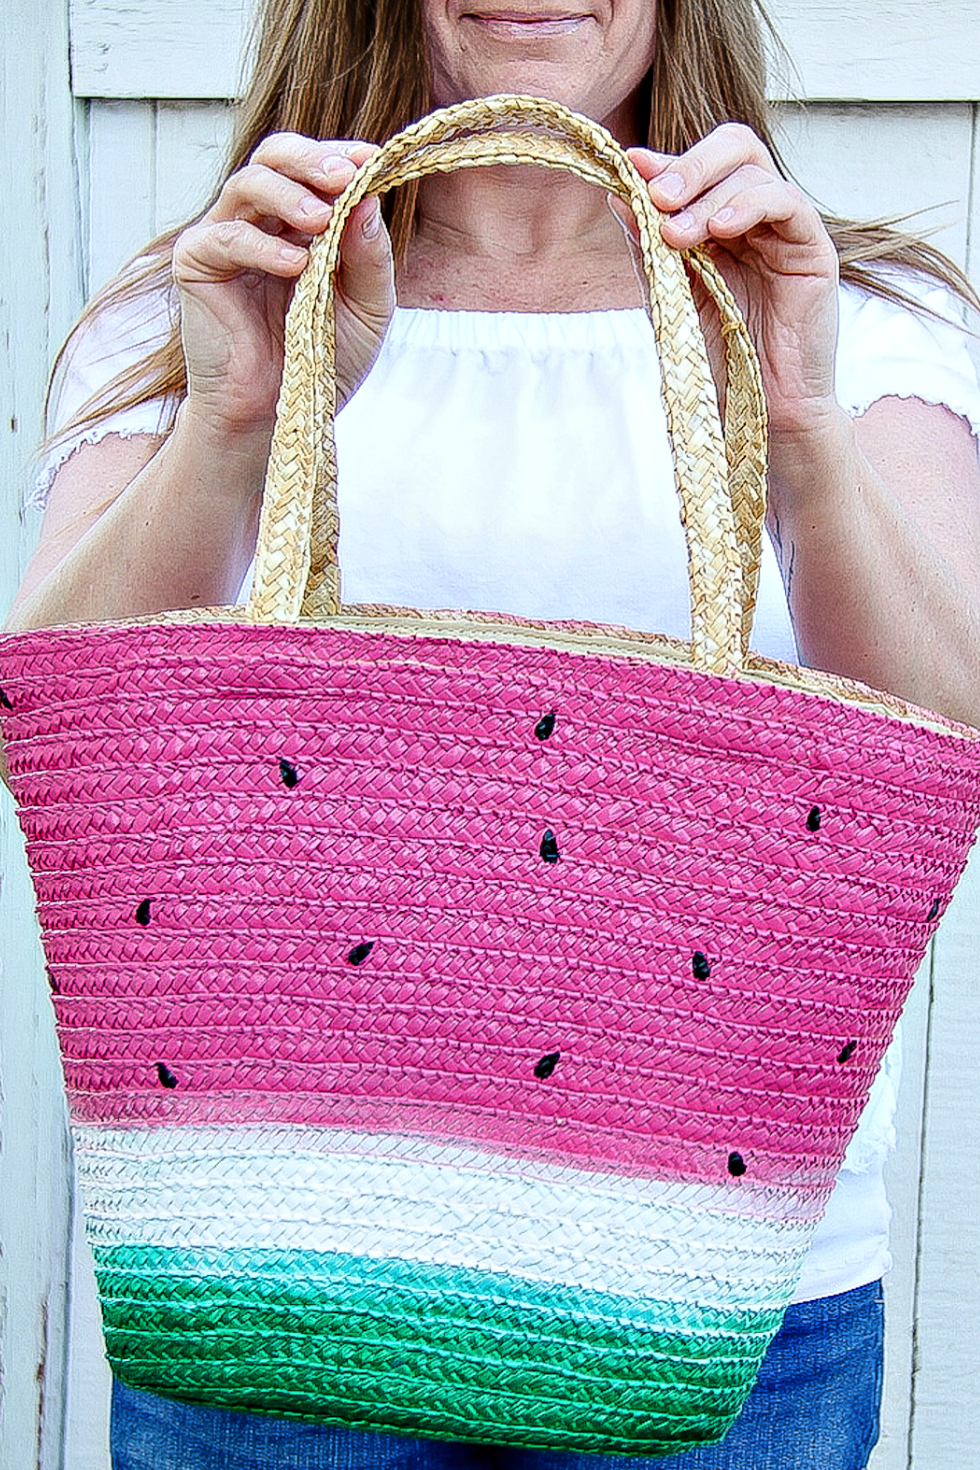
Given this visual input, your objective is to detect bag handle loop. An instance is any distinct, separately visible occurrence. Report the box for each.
[248,95,768,675]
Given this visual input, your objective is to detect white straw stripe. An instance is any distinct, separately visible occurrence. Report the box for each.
[77,1125,818,1311]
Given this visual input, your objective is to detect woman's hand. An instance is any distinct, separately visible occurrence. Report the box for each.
[626,125,980,727]
[627,125,841,444]
[7,137,398,632]
[173,132,396,436]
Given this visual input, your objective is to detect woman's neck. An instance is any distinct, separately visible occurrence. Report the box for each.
[397,160,648,312]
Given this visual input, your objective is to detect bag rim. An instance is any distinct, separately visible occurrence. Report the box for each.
[2,604,976,743]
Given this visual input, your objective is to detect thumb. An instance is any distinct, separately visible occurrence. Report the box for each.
[336,196,396,331]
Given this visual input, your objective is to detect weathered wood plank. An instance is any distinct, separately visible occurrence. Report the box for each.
[0,836,75,1470]
[1,2,100,1464]
[69,0,980,102]
[766,1,980,102]
[0,1,86,1462]
[774,103,973,269]
[63,1208,112,1470]
[87,100,156,294]
[70,0,250,101]
[908,850,980,1468]
[969,104,980,281]
[154,101,234,235]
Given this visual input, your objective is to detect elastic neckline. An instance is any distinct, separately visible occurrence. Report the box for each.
[386,305,655,352]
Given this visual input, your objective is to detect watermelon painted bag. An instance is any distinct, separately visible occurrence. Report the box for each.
[3,97,980,1456]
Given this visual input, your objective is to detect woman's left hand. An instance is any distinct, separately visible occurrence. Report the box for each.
[627,125,841,441]
[625,125,980,729]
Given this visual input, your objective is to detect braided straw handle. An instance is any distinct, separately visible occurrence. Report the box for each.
[249,95,768,675]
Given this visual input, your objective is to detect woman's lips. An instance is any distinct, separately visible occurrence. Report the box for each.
[462,12,591,39]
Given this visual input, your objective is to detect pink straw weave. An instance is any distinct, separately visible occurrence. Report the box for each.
[5,618,978,1198]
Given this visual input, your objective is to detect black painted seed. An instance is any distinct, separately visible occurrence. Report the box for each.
[534,711,557,741]
[692,951,711,981]
[46,968,60,995]
[806,806,822,832]
[927,899,940,923]
[540,829,560,864]
[156,1063,178,1090]
[135,899,151,926]
[534,1051,560,1079]
[279,757,300,788]
[348,941,375,967]
[727,1151,747,1177]
[0,688,12,710]
[837,1041,857,1063]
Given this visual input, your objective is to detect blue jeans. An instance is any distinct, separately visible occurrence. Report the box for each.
[111,1281,884,1470]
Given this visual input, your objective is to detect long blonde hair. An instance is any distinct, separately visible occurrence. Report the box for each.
[49,0,979,447]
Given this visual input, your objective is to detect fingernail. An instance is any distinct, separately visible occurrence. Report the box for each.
[654,172,685,201]
[278,242,306,263]
[361,199,381,239]
[670,210,695,232]
[321,154,355,178]
[298,197,329,220]
[712,206,735,225]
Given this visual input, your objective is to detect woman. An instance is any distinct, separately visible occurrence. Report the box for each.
[8,1,980,1467]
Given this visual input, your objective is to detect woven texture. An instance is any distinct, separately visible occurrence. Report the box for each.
[3,97,980,1456]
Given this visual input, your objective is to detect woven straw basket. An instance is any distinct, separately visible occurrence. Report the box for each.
[4,96,980,1457]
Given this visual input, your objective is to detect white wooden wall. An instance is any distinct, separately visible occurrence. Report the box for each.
[1,3,979,1468]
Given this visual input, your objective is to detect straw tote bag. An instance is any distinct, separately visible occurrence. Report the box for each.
[3,96,980,1457]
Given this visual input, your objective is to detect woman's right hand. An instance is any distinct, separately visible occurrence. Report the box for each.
[172,132,396,436]
[5,135,396,634]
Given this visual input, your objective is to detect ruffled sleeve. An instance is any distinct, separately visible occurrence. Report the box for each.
[28,282,178,511]
[835,276,980,443]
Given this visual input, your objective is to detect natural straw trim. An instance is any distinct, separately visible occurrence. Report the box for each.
[44,603,979,741]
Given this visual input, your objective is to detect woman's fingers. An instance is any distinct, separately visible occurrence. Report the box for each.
[333,197,397,405]
[210,162,338,231]
[190,135,382,261]
[660,171,815,251]
[174,217,309,285]
[697,182,821,253]
[631,123,773,206]
[250,132,377,185]
[609,166,808,253]
[627,126,830,260]
[174,134,388,289]
[172,131,395,415]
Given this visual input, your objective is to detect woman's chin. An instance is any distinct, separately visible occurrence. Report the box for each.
[425,4,655,138]
[430,62,614,122]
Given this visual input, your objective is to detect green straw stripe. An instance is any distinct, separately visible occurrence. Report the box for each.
[95,1244,785,1454]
